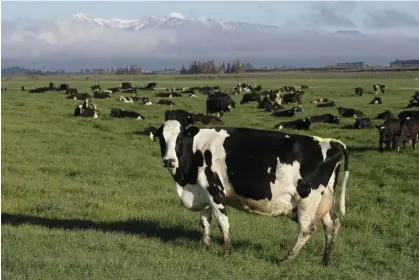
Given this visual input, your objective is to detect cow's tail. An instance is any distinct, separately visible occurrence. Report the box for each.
[339,145,350,217]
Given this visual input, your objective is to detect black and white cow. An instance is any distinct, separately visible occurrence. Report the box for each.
[164,109,196,127]
[59,84,70,91]
[274,117,312,131]
[373,84,386,94]
[270,108,297,117]
[121,82,133,89]
[354,87,363,96]
[110,108,144,120]
[398,110,419,120]
[369,97,382,104]
[206,93,236,116]
[310,114,340,124]
[146,120,349,265]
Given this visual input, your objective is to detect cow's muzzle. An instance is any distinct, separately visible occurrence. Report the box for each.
[162,159,176,168]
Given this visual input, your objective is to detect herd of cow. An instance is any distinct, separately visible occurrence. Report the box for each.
[18,79,419,266]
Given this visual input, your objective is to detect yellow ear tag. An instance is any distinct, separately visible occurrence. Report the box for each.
[149,132,155,141]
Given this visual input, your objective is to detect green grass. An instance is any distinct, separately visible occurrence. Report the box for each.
[2,72,419,280]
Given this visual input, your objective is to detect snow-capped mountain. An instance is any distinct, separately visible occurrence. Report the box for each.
[2,12,419,71]
[68,12,280,32]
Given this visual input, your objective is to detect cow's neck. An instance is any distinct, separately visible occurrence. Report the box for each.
[171,137,197,187]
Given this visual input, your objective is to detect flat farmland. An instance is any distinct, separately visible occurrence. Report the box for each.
[1,72,419,280]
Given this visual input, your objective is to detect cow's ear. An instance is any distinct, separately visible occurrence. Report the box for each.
[185,126,200,137]
[145,126,160,141]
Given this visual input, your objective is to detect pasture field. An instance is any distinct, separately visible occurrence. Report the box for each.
[2,72,419,280]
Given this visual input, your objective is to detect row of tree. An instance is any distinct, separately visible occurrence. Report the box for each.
[179,60,255,74]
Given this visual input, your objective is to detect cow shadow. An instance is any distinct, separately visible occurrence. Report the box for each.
[1,213,262,254]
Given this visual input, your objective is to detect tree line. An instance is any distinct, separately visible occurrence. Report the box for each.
[180,60,255,74]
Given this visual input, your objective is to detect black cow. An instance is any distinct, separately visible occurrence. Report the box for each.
[29,87,48,93]
[193,114,224,125]
[21,86,26,91]
[240,93,261,104]
[48,82,55,90]
[337,107,365,118]
[353,117,373,129]
[110,108,144,120]
[67,92,91,100]
[397,110,419,120]
[137,82,157,90]
[146,120,349,265]
[407,98,419,108]
[65,88,78,95]
[60,84,70,91]
[93,91,112,99]
[316,101,336,108]
[274,117,312,130]
[271,109,297,117]
[376,119,402,152]
[121,82,133,89]
[369,97,382,104]
[301,85,310,89]
[310,114,340,124]
[398,117,419,152]
[164,109,196,127]
[282,93,303,104]
[206,93,236,116]
[376,110,396,120]
[158,99,175,106]
[355,87,363,96]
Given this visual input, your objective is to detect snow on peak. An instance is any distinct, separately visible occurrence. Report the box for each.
[168,12,185,20]
[72,13,89,21]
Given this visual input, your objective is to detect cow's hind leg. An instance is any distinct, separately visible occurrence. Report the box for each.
[200,208,212,249]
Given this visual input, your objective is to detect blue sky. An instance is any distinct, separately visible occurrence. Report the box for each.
[2,1,419,32]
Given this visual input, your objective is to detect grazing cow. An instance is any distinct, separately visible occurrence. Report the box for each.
[93,91,112,99]
[353,117,373,129]
[310,114,341,124]
[369,97,382,104]
[397,110,419,120]
[60,84,70,91]
[29,87,48,93]
[376,119,402,152]
[317,101,336,108]
[398,117,419,152]
[146,120,349,265]
[74,100,98,118]
[301,85,310,89]
[118,96,134,103]
[282,92,303,104]
[354,87,363,96]
[158,99,175,106]
[271,108,297,118]
[207,93,236,116]
[193,114,224,125]
[376,110,396,120]
[107,87,120,93]
[373,84,386,94]
[164,109,196,127]
[274,117,312,131]
[67,92,91,100]
[337,107,365,118]
[121,82,133,90]
[240,93,261,104]
[312,98,329,104]
[110,108,144,120]
[91,84,101,92]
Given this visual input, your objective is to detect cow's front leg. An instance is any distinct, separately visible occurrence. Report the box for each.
[200,208,212,249]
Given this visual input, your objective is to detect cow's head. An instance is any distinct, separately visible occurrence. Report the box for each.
[302,117,312,130]
[147,120,200,174]
[333,116,340,124]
